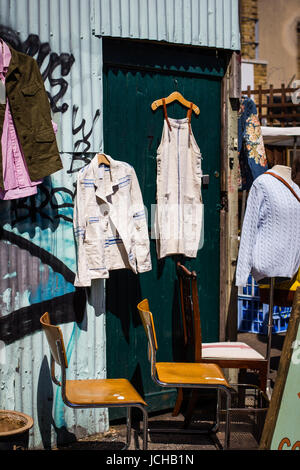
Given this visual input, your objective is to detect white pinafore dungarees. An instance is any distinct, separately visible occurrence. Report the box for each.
[155,99,204,259]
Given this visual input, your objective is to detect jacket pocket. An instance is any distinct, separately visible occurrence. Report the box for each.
[86,217,103,239]
[21,81,41,96]
[33,128,57,158]
[36,129,55,143]
[84,239,105,272]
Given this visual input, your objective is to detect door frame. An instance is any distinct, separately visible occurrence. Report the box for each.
[219,51,241,342]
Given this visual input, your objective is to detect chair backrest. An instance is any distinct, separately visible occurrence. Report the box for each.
[40,312,68,369]
[176,262,202,362]
[137,299,158,364]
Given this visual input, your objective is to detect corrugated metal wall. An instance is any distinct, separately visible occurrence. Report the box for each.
[0,0,103,153]
[0,0,107,449]
[0,0,240,449]
[94,0,240,50]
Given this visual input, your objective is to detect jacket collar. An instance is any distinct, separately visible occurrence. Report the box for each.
[91,154,129,201]
[5,44,21,79]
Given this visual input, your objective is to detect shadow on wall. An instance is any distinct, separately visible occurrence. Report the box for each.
[0,179,87,344]
[0,285,86,345]
[0,176,74,237]
[37,355,76,449]
[106,270,142,344]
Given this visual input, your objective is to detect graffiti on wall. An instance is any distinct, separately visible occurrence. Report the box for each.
[0,26,75,113]
[0,24,107,448]
[0,26,101,172]
[70,105,101,173]
[0,26,101,344]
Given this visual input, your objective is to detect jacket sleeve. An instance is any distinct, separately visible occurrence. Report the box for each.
[73,172,91,287]
[235,183,264,286]
[130,168,152,273]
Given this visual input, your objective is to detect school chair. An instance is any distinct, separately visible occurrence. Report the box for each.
[40,312,148,450]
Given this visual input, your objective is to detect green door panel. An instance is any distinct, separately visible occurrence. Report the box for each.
[103,39,228,419]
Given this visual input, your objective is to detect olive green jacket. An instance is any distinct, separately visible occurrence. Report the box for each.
[0,45,62,189]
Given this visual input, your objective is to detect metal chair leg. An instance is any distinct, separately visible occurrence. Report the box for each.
[141,405,148,450]
[223,389,231,450]
[129,405,149,450]
[211,388,221,433]
[125,407,132,449]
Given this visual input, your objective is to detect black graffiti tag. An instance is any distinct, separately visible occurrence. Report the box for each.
[0,27,75,113]
[72,104,101,153]
[22,34,75,113]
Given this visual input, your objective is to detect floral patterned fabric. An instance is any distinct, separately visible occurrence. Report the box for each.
[238,96,268,190]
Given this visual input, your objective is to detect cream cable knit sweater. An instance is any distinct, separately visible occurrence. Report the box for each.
[236,166,300,287]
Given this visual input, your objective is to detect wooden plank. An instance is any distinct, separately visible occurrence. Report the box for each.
[242,87,296,94]
[242,85,299,126]
[259,113,300,118]
[259,287,300,450]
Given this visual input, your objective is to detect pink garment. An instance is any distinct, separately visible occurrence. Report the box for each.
[0,41,56,200]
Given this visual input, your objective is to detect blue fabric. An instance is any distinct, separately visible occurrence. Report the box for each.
[238,96,268,190]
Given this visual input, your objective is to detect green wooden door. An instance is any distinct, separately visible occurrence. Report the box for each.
[103,39,228,419]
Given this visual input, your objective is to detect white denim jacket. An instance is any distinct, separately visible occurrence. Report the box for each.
[73,154,152,287]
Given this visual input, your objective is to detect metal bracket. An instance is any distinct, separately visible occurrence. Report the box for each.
[202,174,209,185]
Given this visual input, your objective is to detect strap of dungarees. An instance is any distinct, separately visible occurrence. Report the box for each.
[163,98,172,132]
[187,102,193,135]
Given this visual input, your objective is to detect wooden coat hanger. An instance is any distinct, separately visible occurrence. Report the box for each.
[97,153,110,166]
[151,91,200,115]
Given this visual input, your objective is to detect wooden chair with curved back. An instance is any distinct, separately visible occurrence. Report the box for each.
[40,312,148,450]
[173,262,268,419]
[137,299,233,450]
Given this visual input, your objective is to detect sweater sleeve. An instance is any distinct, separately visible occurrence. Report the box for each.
[235,183,265,286]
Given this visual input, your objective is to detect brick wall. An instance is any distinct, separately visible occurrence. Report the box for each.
[254,63,267,89]
[240,0,258,59]
[241,0,268,107]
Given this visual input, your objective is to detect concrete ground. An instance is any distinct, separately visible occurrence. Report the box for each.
[54,332,285,452]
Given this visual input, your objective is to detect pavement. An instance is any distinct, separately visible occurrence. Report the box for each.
[53,331,285,453]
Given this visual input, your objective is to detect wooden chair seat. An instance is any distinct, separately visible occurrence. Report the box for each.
[172,262,269,422]
[156,362,230,386]
[40,312,148,450]
[65,378,147,406]
[137,299,233,449]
